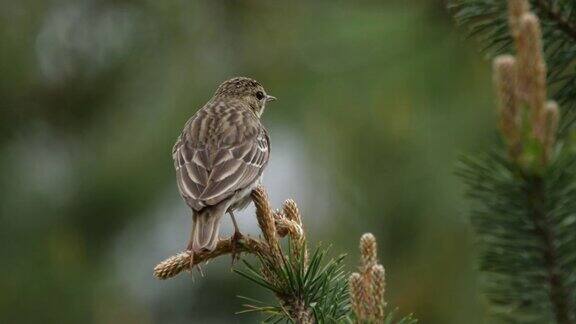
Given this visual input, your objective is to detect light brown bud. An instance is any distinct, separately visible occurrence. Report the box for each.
[282,199,308,267]
[283,199,303,226]
[252,187,282,262]
[516,13,547,141]
[493,55,522,158]
[371,264,387,320]
[360,233,378,271]
[349,272,367,321]
[153,251,192,279]
[508,0,530,41]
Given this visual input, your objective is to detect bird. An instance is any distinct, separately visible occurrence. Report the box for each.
[172,77,275,262]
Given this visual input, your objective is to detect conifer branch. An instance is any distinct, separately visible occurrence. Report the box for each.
[154,187,417,323]
[457,1,576,322]
[153,237,267,280]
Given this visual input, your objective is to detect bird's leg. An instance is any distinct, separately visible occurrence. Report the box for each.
[187,216,195,272]
[230,210,243,237]
[229,211,244,264]
[186,241,195,273]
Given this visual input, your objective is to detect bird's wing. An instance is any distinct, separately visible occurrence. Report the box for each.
[172,106,270,210]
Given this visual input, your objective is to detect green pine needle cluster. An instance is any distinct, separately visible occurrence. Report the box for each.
[453,0,576,322]
[154,188,417,323]
[235,243,349,323]
[450,0,576,133]
[459,148,576,322]
[235,238,417,324]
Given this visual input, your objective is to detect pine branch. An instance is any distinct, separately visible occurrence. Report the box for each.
[153,237,267,280]
[154,187,417,323]
[460,151,576,322]
[456,1,576,322]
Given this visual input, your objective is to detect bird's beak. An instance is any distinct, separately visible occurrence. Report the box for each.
[266,95,277,102]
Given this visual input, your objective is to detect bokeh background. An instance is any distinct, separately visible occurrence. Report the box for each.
[0,0,497,323]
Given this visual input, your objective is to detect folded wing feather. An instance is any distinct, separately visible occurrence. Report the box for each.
[173,105,270,211]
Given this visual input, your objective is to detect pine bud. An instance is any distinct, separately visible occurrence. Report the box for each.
[252,187,282,262]
[154,251,192,279]
[493,55,521,158]
[283,199,303,225]
[371,264,387,320]
[516,13,547,141]
[282,199,308,267]
[360,233,378,270]
[349,272,367,321]
[508,0,530,41]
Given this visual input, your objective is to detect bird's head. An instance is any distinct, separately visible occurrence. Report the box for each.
[214,77,276,117]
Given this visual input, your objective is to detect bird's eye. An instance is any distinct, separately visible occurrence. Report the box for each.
[255,91,264,100]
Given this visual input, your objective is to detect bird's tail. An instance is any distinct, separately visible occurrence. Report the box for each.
[188,203,228,253]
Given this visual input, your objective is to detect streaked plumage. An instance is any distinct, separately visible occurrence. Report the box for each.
[172,77,275,253]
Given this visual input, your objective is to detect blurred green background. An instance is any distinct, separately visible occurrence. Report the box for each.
[0,0,496,323]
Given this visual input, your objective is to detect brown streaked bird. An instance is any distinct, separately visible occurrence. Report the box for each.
[172,77,275,259]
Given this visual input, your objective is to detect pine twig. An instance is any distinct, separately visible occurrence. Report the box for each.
[154,189,415,323]
[458,0,575,322]
[153,236,268,280]
[153,186,319,322]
